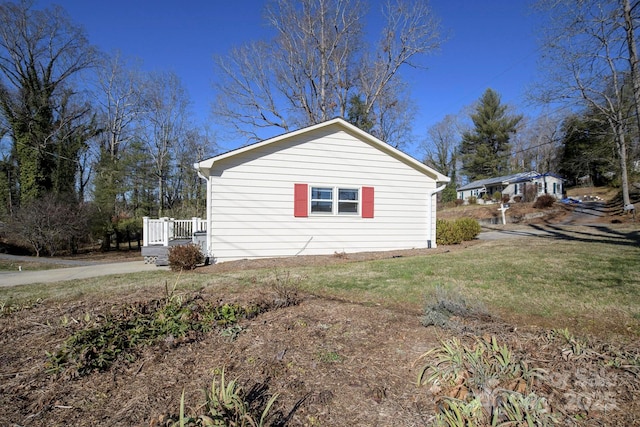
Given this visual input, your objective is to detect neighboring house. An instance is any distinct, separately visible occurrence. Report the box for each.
[457,171,564,202]
[179,117,449,263]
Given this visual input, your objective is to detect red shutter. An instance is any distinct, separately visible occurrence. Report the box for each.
[294,183,308,217]
[362,186,374,218]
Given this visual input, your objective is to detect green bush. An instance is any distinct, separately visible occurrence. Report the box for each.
[468,196,477,204]
[168,243,205,271]
[436,218,481,245]
[533,194,556,209]
[456,217,481,240]
[492,191,502,201]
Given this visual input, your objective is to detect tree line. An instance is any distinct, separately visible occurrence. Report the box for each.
[422,0,640,206]
[0,1,216,253]
[0,0,443,255]
[1,0,639,255]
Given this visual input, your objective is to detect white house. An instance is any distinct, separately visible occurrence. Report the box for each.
[457,171,564,202]
[183,118,450,263]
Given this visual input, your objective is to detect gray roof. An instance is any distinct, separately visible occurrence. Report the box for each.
[457,171,539,192]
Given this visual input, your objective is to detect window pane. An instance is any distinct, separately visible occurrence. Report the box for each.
[338,189,358,201]
[312,187,333,200]
[311,201,333,213]
[338,202,358,213]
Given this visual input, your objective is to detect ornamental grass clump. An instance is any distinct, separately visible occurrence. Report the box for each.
[172,368,279,427]
[416,336,554,426]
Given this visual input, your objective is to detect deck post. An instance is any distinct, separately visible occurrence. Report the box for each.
[142,216,149,247]
[162,217,170,246]
[192,217,199,234]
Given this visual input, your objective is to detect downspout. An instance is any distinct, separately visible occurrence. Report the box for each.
[427,184,447,249]
[194,163,212,263]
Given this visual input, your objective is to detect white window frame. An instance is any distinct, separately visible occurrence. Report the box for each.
[309,186,360,215]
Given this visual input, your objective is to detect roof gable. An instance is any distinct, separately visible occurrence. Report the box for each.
[196,118,450,183]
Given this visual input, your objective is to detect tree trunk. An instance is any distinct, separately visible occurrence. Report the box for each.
[623,0,640,141]
[615,122,632,207]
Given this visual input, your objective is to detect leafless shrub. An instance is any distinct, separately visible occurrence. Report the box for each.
[7,193,90,256]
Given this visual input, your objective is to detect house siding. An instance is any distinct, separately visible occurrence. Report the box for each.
[206,127,437,261]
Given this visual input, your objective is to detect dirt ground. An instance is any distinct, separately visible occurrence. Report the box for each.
[1,189,639,426]
[1,283,639,426]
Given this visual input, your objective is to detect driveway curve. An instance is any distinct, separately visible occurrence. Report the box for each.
[0,258,168,287]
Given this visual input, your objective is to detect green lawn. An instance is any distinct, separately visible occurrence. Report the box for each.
[2,225,639,338]
[0,259,69,272]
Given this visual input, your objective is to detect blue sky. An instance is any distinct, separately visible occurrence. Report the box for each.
[43,0,544,156]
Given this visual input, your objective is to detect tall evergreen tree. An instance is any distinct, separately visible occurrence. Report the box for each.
[558,113,616,187]
[460,88,522,181]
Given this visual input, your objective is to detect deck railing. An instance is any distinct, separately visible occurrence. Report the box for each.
[142,217,207,246]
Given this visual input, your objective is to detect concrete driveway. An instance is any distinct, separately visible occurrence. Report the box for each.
[0,257,168,287]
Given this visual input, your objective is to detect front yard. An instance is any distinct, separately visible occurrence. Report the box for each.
[0,223,639,426]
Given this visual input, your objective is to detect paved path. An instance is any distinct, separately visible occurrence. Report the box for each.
[478,201,612,241]
[477,226,553,240]
[0,259,168,287]
[0,253,99,266]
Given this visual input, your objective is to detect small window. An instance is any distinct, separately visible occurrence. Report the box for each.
[309,186,360,215]
[311,187,333,213]
[338,188,359,214]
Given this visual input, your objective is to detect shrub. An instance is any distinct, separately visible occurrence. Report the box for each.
[524,185,538,202]
[513,195,522,203]
[454,198,464,207]
[492,191,502,202]
[501,193,511,203]
[436,218,481,245]
[422,286,488,329]
[168,243,204,271]
[455,217,481,241]
[533,194,556,209]
[468,196,477,204]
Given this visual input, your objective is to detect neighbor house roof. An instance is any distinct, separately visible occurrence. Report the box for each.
[457,171,539,192]
[195,117,450,183]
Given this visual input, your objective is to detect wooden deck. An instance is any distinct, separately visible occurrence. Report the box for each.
[141,239,192,266]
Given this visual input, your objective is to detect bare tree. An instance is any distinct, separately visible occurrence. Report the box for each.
[419,114,460,201]
[95,51,147,159]
[622,0,640,146]
[0,0,96,203]
[536,0,634,206]
[510,114,563,173]
[357,0,442,143]
[421,114,459,176]
[139,71,190,217]
[212,0,442,147]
